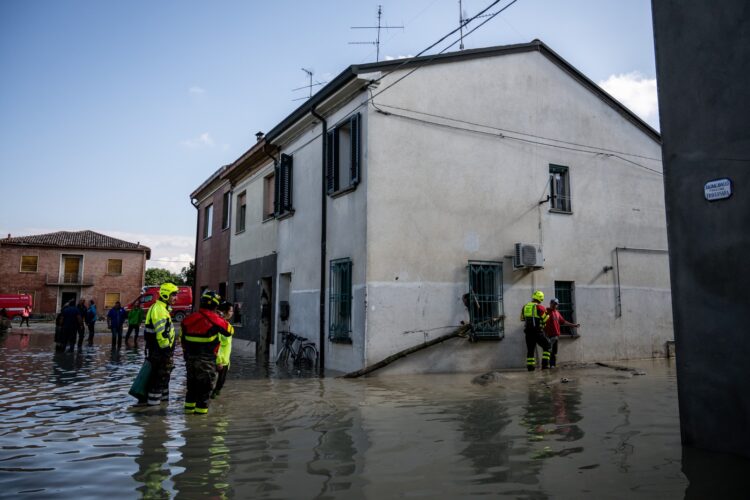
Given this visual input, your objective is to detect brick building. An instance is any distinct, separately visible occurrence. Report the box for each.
[0,230,150,315]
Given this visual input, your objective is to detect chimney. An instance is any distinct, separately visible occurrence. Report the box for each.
[255,131,264,142]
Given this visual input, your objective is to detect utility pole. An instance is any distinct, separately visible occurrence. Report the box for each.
[291,68,326,101]
[459,0,467,50]
[349,5,404,62]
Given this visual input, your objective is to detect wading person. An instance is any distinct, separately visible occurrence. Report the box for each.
[61,300,82,353]
[125,302,144,344]
[20,305,31,327]
[212,300,235,399]
[180,290,231,415]
[76,299,87,347]
[141,283,178,406]
[107,301,128,349]
[86,299,97,345]
[544,298,580,368]
[520,290,551,371]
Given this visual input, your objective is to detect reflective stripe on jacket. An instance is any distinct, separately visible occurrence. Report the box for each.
[181,309,231,354]
[144,300,174,349]
[216,323,234,366]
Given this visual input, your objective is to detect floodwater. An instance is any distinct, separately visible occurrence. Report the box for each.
[0,326,747,499]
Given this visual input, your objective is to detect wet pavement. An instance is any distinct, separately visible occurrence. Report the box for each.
[0,324,747,499]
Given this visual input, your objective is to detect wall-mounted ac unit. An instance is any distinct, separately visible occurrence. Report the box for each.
[514,243,544,269]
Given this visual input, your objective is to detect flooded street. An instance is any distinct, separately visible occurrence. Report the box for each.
[0,326,745,499]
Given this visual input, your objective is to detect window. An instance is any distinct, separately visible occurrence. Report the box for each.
[550,164,571,212]
[263,173,275,220]
[329,258,352,342]
[236,192,247,232]
[20,256,38,273]
[218,282,227,299]
[554,281,576,335]
[274,154,294,216]
[62,255,81,284]
[233,282,244,325]
[105,292,121,309]
[107,259,123,275]
[467,261,504,340]
[203,204,214,238]
[221,191,231,230]
[326,113,361,196]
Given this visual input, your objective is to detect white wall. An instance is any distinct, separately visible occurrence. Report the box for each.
[229,162,277,265]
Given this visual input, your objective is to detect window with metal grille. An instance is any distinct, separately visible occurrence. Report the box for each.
[554,281,576,335]
[20,255,38,273]
[326,113,361,196]
[329,258,352,343]
[236,192,246,233]
[107,259,122,275]
[203,204,213,238]
[274,154,294,216]
[549,164,572,213]
[221,191,231,230]
[467,261,504,340]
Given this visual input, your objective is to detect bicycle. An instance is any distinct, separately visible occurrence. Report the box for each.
[276,331,318,369]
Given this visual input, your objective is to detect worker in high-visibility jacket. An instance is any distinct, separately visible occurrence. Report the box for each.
[211,300,234,399]
[520,290,552,371]
[143,282,179,406]
[180,290,231,414]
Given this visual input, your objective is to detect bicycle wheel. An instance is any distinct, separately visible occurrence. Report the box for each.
[276,346,290,366]
[297,345,318,369]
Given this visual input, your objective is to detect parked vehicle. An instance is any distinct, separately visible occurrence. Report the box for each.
[125,286,193,322]
[0,294,33,322]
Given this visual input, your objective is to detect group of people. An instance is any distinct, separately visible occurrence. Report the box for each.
[55,299,99,352]
[134,283,233,415]
[521,290,580,371]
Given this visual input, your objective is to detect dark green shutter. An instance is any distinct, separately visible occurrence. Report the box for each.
[280,153,293,212]
[350,113,361,186]
[326,130,338,194]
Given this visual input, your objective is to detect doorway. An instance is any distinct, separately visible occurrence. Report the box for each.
[60,291,78,310]
[258,277,273,361]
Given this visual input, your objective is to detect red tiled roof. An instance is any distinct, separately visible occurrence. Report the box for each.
[2,230,151,258]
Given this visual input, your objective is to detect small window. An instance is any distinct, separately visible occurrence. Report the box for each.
[554,281,576,335]
[203,204,214,238]
[549,164,571,212]
[236,192,247,233]
[263,173,275,220]
[20,256,38,273]
[221,191,231,230]
[329,258,352,343]
[274,154,294,217]
[107,259,123,275]
[218,282,227,299]
[105,292,121,309]
[233,282,244,325]
[327,113,361,196]
[467,261,504,340]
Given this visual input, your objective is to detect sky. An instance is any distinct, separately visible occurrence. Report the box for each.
[0,0,659,273]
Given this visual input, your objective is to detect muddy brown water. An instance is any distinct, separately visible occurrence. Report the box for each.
[0,326,746,499]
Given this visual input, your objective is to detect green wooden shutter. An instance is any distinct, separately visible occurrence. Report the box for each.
[280,153,293,212]
[350,113,361,186]
[326,130,338,194]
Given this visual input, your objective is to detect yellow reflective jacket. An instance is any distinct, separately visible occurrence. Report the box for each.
[144,300,174,350]
[216,323,234,367]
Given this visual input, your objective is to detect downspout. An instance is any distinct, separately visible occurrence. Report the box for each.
[311,105,327,377]
[190,197,200,311]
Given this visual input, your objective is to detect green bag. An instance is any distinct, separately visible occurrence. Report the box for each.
[129,360,152,400]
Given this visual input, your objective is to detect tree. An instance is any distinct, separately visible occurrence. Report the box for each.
[179,262,195,287]
[145,267,184,286]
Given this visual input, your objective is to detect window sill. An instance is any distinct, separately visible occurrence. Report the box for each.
[20,270,38,273]
[276,209,295,221]
[235,229,246,235]
[262,215,276,224]
[203,236,213,241]
[106,274,123,277]
[559,333,580,339]
[329,184,358,199]
[329,336,353,344]
[222,227,230,232]
[549,209,573,215]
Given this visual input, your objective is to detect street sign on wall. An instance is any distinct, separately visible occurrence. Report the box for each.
[704,178,732,201]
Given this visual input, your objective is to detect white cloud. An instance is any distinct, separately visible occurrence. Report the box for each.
[189,86,206,94]
[181,132,215,148]
[598,72,660,130]
[384,54,415,61]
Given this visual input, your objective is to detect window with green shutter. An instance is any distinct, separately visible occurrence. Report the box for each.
[274,153,294,217]
[467,261,504,340]
[326,113,361,196]
[554,281,576,335]
[329,258,352,343]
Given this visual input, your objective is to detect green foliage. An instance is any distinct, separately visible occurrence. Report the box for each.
[179,262,195,287]
[145,267,184,286]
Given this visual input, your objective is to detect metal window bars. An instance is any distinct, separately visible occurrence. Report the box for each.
[468,261,504,340]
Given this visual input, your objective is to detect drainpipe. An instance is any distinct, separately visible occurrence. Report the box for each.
[311,105,327,377]
[190,197,200,311]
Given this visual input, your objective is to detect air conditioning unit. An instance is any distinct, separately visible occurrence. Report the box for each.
[514,243,544,269]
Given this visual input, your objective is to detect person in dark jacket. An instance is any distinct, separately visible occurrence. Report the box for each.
[61,301,82,352]
[76,299,87,348]
[86,300,97,345]
[107,301,128,349]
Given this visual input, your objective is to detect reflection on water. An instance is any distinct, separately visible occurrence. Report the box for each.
[0,328,747,498]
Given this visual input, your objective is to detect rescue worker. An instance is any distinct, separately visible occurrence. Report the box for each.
[143,283,179,406]
[212,300,234,399]
[180,290,231,414]
[520,290,552,371]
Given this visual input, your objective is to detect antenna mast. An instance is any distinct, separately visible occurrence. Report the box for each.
[291,68,327,101]
[349,5,404,62]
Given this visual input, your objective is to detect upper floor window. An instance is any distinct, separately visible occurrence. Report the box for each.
[327,113,361,196]
[263,173,275,220]
[550,164,571,213]
[107,259,123,275]
[221,191,231,230]
[236,192,247,233]
[20,255,38,273]
[274,154,294,217]
[203,204,214,238]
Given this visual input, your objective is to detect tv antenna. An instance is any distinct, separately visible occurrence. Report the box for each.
[349,5,404,62]
[459,0,468,50]
[292,68,327,101]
